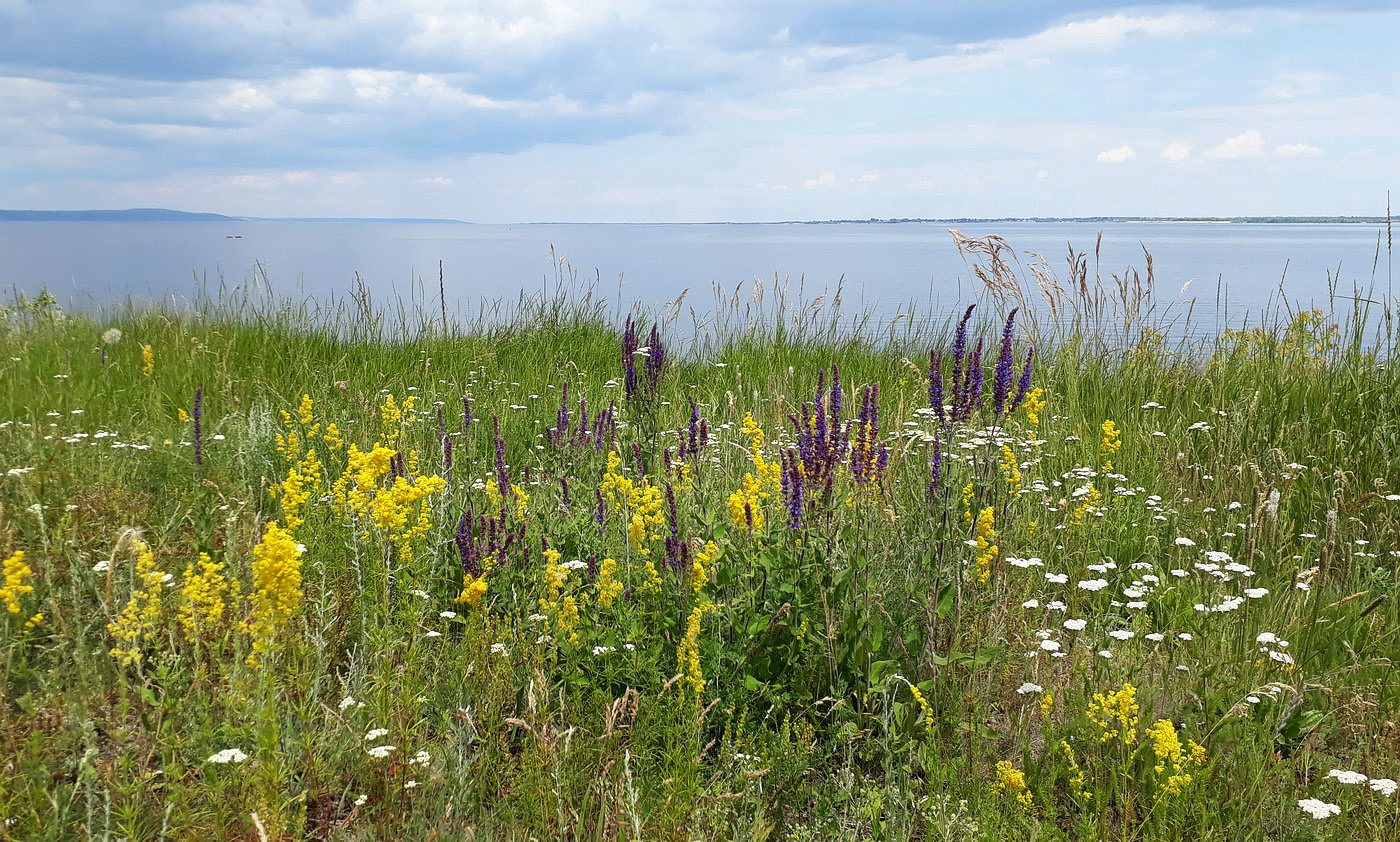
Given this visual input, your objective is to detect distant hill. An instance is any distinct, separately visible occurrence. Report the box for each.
[0,208,240,222]
[0,208,466,223]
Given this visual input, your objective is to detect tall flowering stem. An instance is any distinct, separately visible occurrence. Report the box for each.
[850,384,888,487]
[992,308,1019,418]
[621,315,640,400]
[193,386,203,466]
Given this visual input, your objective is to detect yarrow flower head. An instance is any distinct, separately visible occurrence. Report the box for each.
[207,748,249,764]
[1297,798,1341,819]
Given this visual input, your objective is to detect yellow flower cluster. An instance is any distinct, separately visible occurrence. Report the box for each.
[1088,682,1140,745]
[726,414,781,531]
[456,574,488,608]
[595,557,623,608]
[600,450,664,552]
[379,393,417,432]
[689,541,719,593]
[973,506,997,584]
[961,482,975,522]
[557,595,580,644]
[107,541,164,665]
[907,682,934,734]
[1099,419,1121,470]
[1144,718,1206,799]
[1000,444,1021,491]
[993,760,1033,807]
[1040,692,1054,718]
[677,600,714,697]
[541,548,565,603]
[242,521,304,666]
[485,477,530,520]
[1070,485,1101,527]
[141,344,154,376]
[335,443,446,561]
[1,550,33,614]
[1022,387,1046,426]
[1060,741,1091,800]
[178,553,234,644]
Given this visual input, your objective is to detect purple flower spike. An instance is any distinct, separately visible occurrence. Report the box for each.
[621,315,639,400]
[928,351,945,426]
[1010,347,1035,412]
[992,308,1019,419]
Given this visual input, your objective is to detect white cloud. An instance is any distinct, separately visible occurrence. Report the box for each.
[1206,130,1264,159]
[414,176,454,185]
[801,172,836,189]
[855,173,879,182]
[1275,143,1321,157]
[1260,71,1324,100]
[1035,169,1048,179]
[1160,142,1191,162]
[1096,145,1135,163]
[214,82,275,113]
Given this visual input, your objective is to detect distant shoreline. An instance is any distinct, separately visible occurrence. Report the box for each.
[0,208,1387,225]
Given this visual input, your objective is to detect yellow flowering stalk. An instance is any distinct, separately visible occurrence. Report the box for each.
[1088,682,1140,745]
[1000,444,1021,491]
[334,443,447,561]
[961,482,975,522]
[595,557,623,608]
[107,541,165,665]
[689,541,719,593]
[906,680,934,735]
[1022,387,1046,426]
[485,478,530,520]
[541,548,565,603]
[1070,485,1101,527]
[1060,740,1091,800]
[556,595,580,645]
[726,473,765,531]
[973,506,997,584]
[242,521,304,666]
[599,450,665,551]
[177,553,234,644]
[141,344,154,376]
[676,600,714,697]
[2,550,34,614]
[993,760,1033,807]
[1099,419,1121,471]
[1144,718,1207,799]
[1040,692,1054,718]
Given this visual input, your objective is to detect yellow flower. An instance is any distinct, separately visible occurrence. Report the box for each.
[107,541,165,665]
[141,344,154,376]
[1087,683,1139,745]
[689,541,719,593]
[1040,692,1054,718]
[973,506,997,584]
[1,550,34,614]
[557,595,580,644]
[595,557,623,608]
[993,760,1033,807]
[676,600,714,697]
[907,682,934,734]
[177,408,189,423]
[1022,388,1046,426]
[1144,718,1206,799]
[1099,419,1121,455]
[242,521,304,666]
[455,574,488,608]
[24,612,43,628]
[178,553,231,644]
[1000,444,1021,491]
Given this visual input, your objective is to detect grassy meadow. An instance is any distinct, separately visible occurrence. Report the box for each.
[2,244,1399,841]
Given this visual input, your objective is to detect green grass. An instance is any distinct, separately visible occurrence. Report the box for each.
[1,256,1398,841]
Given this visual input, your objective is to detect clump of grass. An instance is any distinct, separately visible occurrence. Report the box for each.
[1,235,1397,841]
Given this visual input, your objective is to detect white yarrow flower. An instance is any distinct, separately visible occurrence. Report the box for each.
[1297,798,1341,819]
[1327,770,1368,785]
[364,728,389,741]
[1078,578,1109,592]
[206,748,248,764]
[1063,619,1087,631]
[367,744,396,759]
[1369,778,1397,796]
[1016,682,1044,695]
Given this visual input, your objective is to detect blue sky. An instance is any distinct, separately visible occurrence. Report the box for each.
[1,1,1396,221]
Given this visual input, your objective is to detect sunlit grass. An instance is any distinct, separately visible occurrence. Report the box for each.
[1,244,1398,841]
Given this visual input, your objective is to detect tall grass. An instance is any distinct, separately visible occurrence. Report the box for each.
[0,233,1397,841]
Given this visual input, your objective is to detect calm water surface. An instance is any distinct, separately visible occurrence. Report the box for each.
[1,221,1391,334]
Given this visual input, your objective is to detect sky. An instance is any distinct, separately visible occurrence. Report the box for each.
[1,1,1397,222]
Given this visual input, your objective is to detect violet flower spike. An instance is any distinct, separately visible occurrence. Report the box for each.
[992,307,1019,419]
[928,351,945,427]
[1010,347,1035,413]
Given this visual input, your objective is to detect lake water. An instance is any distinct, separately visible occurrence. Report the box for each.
[1,220,1392,338]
